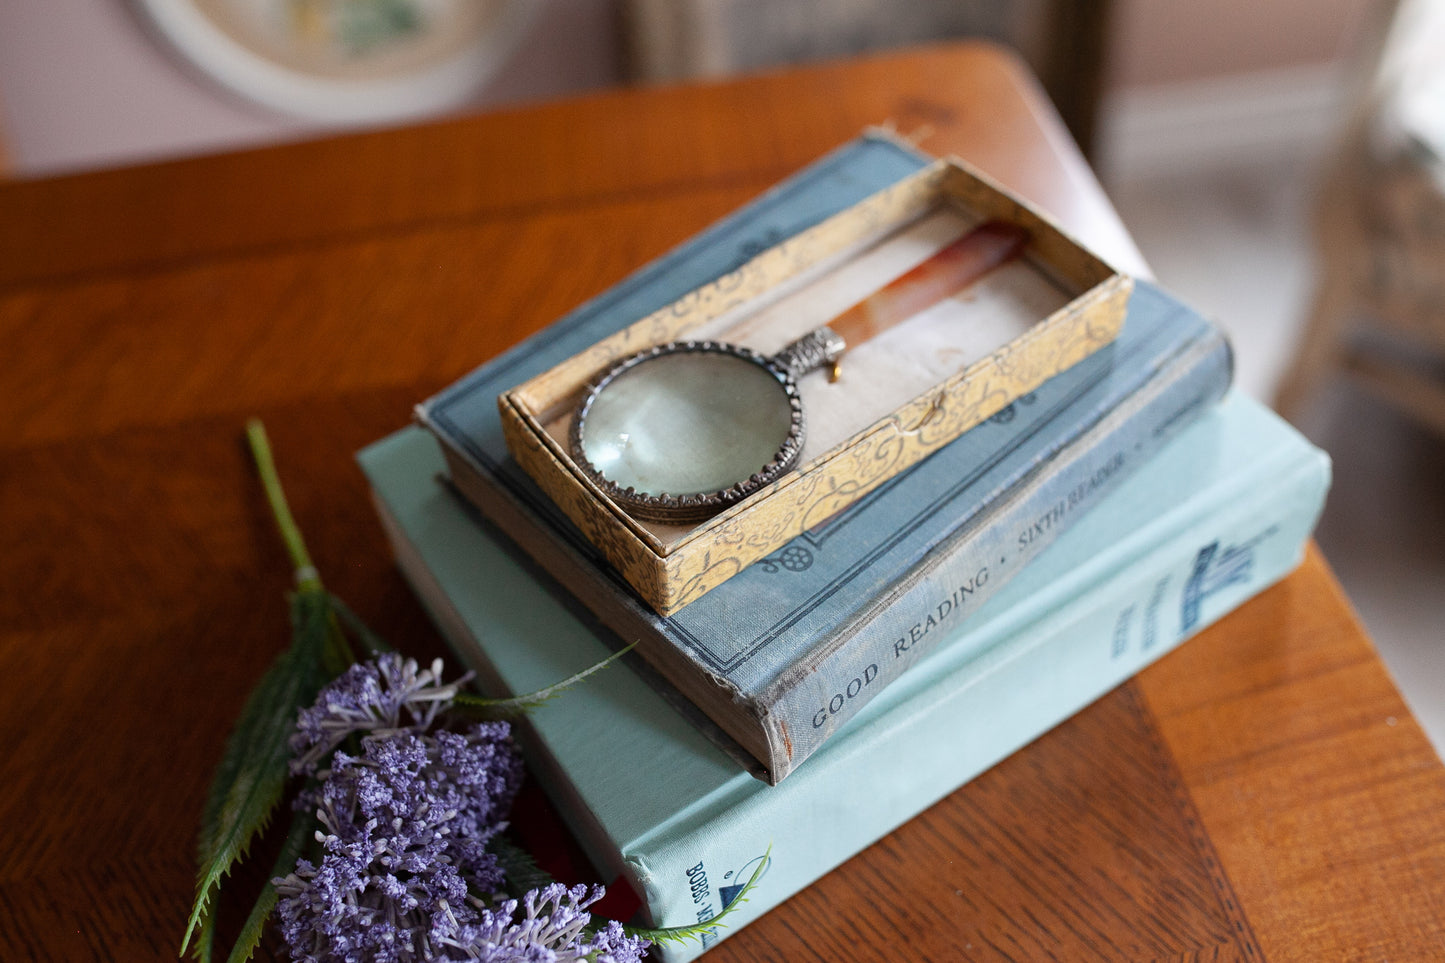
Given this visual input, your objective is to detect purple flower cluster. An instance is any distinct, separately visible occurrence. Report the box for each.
[289,655,463,779]
[438,883,649,962]
[273,655,646,963]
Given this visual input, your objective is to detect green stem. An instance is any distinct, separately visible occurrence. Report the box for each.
[623,847,770,945]
[246,419,321,592]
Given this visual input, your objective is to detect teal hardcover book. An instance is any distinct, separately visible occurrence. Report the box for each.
[417,134,1231,782]
[359,391,1330,962]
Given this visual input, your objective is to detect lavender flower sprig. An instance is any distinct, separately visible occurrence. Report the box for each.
[181,422,354,962]
[272,654,760,963]
[270,655,654,963]
[183,422,524,963]
[289,655,463,777]
[182,420,761,963]
[440,883,651,962]
[274,655,527,962]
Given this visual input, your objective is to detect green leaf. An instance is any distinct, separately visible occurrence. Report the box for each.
[326,593,394,657]
[452,644,636,720]
[317,601,354,679]
[223,805,320,963]
[180,589,330,958]
[489,834,560,897]
[190,905,215,963]
[622,847,770,946]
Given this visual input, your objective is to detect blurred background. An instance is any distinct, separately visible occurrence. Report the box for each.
[1,0,1440,748]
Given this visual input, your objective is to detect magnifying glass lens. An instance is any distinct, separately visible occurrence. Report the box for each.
[570,221,1029,523]
[578,351,794,498]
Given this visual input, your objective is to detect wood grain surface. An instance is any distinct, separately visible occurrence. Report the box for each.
[1,43,1441,961]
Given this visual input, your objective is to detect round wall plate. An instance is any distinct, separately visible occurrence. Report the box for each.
[136,0,535,123]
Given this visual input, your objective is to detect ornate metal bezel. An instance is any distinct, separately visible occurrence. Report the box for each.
[569,339,807,525]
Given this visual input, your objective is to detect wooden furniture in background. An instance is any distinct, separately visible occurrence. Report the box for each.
[1,43,1442,961]
[1277,0,1445,434]
[620,0,1112,157]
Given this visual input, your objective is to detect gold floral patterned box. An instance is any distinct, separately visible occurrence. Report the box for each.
[497,158,1132,614]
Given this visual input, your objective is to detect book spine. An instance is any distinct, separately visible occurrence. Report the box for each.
[631,444,1329,962]
[437,447,777,780]
[760,332,1232,778]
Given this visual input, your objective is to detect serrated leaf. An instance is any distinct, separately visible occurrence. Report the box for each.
[191,904,215,963]
[223,804,320,963]
[452,643,636,720]
[326,593,393,657]
[180,589,330,957]
[623,846,770,946]
[489,834,559,897]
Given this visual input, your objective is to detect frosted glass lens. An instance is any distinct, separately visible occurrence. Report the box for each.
[579,352,793,497]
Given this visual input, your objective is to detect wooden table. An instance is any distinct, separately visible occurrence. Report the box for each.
[2,43,1442,962]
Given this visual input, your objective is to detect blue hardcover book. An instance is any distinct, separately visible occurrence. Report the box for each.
[360,391,1331,962]
[416,135,1231,782]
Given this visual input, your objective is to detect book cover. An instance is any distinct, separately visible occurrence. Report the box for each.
[418,133,1231,782]
[360,391,1330,962]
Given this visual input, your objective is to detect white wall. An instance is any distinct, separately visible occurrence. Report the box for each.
[0,0,622,177]
[1108,0,1377,88]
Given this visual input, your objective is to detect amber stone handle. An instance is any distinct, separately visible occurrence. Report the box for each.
[826,220,1030,354]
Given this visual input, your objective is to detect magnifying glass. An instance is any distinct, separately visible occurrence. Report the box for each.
[570,220,1029,524]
